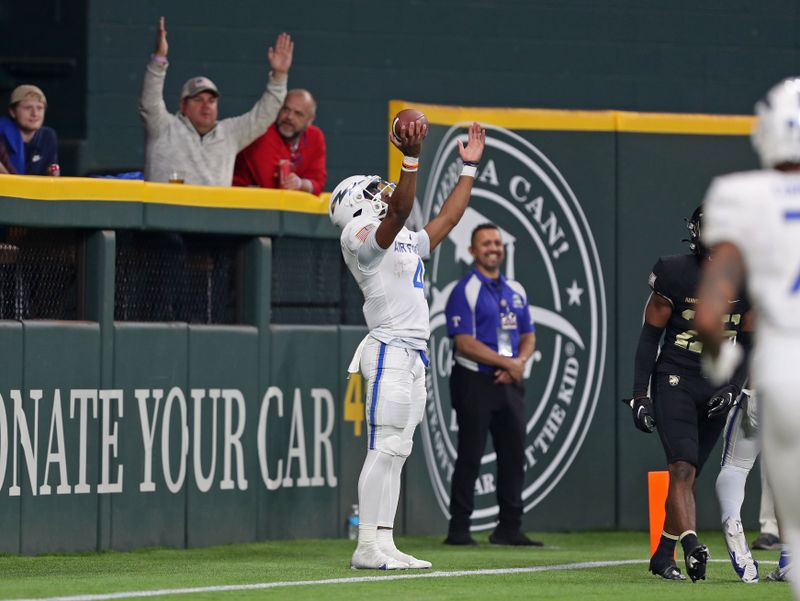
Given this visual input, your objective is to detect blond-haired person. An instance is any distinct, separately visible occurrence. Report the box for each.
[0,84,58,175]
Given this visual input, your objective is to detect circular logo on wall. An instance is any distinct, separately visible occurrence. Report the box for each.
[420,124,607,530]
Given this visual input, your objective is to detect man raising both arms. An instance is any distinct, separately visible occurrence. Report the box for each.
[139,17,293,186]
[330,120,486,570]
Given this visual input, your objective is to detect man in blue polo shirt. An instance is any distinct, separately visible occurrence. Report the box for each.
[443,222,540,546]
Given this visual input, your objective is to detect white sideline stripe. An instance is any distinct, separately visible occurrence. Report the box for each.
[7,560,647,601]
[7,558,778,601]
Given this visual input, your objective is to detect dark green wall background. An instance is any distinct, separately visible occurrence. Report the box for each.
[1,1,798,181]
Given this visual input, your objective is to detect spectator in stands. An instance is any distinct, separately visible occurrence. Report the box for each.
[233,89,326,194]
[0,84,58,175]
[139,16,293,186]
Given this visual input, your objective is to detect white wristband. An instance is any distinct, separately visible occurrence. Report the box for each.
[461,165,477,178]
[401,156,419,173]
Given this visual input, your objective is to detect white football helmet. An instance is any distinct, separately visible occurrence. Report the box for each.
[752,77,800,168]
[329,175,395,229]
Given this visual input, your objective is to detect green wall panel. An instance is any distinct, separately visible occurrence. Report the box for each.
[337,326,370,537]
[0,323,23,553]
[111,323,188,550]
[280,212,338,240]
[20,322,101,554]
[406,125,617,535]
[253,242,272,540]
[264,326,340,539]
[186,326,259,547]
[144,204,280,235]
[0,198,142,229]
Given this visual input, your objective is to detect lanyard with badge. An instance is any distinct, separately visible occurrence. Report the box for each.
[489,286,517,357]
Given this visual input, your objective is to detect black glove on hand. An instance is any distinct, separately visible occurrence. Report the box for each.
[707,384,740,418]
[622,396,656,433]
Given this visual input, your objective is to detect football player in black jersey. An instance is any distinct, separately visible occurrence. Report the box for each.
[625,206,752,582]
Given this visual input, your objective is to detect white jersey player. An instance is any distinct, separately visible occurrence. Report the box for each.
[330,120,486,570]
[697,77,800,597]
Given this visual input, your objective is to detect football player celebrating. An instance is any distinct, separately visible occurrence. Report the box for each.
[330,119,486,570]
[625,206,752,582]
[697,77,800,597]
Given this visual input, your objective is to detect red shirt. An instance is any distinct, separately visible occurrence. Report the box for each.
[232,123,327,194]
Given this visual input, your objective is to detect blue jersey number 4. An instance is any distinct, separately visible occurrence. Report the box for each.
[413,258,425,289]
[787,210,800,294]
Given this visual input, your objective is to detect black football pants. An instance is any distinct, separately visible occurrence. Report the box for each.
[447,363,526,535]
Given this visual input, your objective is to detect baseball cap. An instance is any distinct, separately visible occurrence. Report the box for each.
[10,84,47,107]
[180,76,219,101]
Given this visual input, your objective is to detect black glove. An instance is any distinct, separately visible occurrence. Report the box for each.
[622,396,656,433]
[707,384,740,418]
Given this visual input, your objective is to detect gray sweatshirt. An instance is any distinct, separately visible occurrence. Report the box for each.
[139,59,287,186]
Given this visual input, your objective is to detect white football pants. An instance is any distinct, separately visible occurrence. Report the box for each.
[717,391,759,523]
[358,337,427,528]
[753,337,800,599]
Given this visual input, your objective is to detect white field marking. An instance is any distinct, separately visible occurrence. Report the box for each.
[6,558,780,601]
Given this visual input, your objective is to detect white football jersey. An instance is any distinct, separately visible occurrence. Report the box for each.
[340,215,431,349]
[703,169,800,333]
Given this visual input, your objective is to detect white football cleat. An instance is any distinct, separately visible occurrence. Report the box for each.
[766,549,791,582]
[723,518,759,583]
[351,543,409,570]
[379,544,432,569]
[376,530,432,569]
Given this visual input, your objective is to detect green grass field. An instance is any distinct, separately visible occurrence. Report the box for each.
[0,531,792,601]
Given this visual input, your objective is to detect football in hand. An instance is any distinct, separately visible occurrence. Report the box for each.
[392,108,429,139]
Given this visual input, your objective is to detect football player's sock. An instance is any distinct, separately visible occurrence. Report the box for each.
[357,449,393,528]
[779,545,791,569]
[351,527,408,570]
[716,465,748,523]
[653,530,679,562]
[358,524,377,545]
[680,530,700,555]
[377,454,407,525]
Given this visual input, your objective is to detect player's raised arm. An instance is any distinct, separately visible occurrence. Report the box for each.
[424,122,486,250]
[374,119,427,248]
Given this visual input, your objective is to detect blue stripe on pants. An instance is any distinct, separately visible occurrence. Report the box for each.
[369,342,387,450]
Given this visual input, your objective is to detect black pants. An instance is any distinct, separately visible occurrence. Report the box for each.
[652,371,725,475]
[447,363,526,534]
